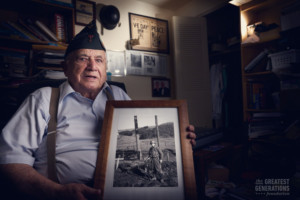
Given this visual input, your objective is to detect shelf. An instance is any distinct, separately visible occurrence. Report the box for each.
[240,0,300,121]
[241,38,281,48]
[244,71,273,76]
[37,66,63,71]
[240,0,296,12]
[245,108,279,113]
[0,36,49,45]
[209,45,241,58]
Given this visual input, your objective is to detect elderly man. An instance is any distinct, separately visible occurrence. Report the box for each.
[0,20,196,200]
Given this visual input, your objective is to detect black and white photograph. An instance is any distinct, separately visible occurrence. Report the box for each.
[113,114,177,187]
[152,78,171,97]
[94,100,196,200]
[131,54,142,68]
[144,55,156,67]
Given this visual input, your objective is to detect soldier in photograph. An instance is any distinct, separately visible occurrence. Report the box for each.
[147,140,164,182]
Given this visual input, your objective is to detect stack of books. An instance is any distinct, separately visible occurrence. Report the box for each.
[0,47,29,78]
[34,49,65,70]
[248,112,286,139]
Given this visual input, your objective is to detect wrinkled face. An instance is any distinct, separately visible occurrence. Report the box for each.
[64,49,107,99]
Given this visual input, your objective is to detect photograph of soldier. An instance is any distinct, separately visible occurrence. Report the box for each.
[146,140,164,182]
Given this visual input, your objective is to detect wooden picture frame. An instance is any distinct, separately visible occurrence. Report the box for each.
[152,78,171,97]
[129,13,170,54]
[75,0,96,25]
[94,100,197,200]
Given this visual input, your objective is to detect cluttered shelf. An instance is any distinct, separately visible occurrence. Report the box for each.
[0,0,73,79]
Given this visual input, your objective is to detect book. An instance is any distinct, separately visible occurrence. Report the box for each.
[8,63,28,78]
[0,24,21,39]
[18,19,45,41]
[244,49,269,72]
[35,20,59,42]
[248,112,286,138]
[247,81,272,109]
[25,19,51,42]
[6,21,39,41]
[54,14,66,42]
[2,21,30,40]
[38,57,64,65]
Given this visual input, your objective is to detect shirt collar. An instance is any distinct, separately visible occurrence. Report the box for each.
[59,81,112,102]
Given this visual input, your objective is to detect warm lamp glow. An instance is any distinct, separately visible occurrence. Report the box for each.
[240,12,248,41]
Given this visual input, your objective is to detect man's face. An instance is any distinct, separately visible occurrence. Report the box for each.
[64,49,107,98]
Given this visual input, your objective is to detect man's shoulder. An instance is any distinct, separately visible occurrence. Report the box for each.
[109,84,131,100]
[29,86,53,103]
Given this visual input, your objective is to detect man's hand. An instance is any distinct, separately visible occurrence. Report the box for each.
[0,163,101,200]
[56,183,101,200]
[186,125,196,147]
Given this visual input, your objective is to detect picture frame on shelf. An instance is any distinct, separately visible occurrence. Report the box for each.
[129,13,169,54]
[93,100,197,200]
[152,77,171,97]
[75,0,96,25]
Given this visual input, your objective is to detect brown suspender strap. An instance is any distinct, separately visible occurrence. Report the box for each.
[47,87,60,182]
[104,86,114,101]
[46,85,113,183]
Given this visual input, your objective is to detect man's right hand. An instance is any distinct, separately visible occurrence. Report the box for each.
[56,183,101,200]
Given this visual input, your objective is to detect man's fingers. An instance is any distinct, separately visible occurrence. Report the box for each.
[186,124,195,132]
[83,186,101,200]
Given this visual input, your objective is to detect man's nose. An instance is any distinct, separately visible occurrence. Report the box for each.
[86,59,97,70]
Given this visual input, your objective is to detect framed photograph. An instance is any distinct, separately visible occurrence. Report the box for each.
[129,13,169,54]
[94,100,197,200]
[75,0,96,25]
[152,78,171,97]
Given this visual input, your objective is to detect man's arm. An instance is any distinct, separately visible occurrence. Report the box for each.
[0,163,101,200]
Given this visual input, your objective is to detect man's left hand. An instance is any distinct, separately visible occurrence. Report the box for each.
[186,125,196,147]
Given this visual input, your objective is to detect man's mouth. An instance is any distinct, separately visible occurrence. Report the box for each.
[85,75,97,79]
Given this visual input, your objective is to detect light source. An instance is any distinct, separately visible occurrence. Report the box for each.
[229,0,252,6]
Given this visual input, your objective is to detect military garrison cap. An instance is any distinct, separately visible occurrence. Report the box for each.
[65,20,106,57]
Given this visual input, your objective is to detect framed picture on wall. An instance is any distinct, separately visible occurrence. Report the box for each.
[129,13,169,54]
[75,0,96,25]
[93,100,197,200]
[152,78,171,97]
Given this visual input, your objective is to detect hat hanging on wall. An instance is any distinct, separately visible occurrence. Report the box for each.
[99,5,120,30]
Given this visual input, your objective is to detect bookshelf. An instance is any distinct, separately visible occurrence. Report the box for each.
[0,0,74,77]
[0,0,74,129]
[240,0,300,121]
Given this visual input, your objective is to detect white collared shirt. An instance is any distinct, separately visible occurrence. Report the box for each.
[0,81,130,185]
